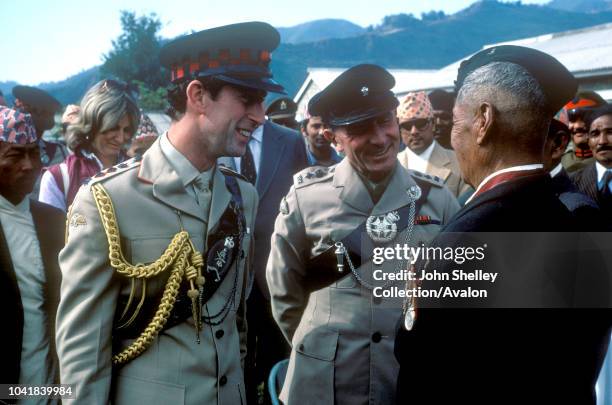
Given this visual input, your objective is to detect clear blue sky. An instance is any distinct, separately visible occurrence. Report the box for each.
[0,0,550,85]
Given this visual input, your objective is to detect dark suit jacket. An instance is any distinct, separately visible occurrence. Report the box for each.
[395,172,612,404]
[220,120,308,300]
[0,199,64,384]
[552,168,605,228]
[572,161,612,214]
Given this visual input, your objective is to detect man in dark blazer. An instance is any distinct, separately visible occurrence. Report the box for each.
[545,118,603,226]
[395,46,612,405]
[220,117,308,404]
[0,106,64,388]
[572,104,612,226]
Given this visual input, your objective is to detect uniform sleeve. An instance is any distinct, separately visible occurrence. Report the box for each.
[440,185,461,224]
[237,186,258,368]
[266,186,309,343]
[39,169,67,212]
[55,185,119,404]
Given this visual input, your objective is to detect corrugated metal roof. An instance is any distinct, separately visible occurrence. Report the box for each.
[296,22,612,106]
[484,23,612,75]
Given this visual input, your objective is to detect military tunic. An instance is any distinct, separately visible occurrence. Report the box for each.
[266,159,460,404]
[56,138,257,404]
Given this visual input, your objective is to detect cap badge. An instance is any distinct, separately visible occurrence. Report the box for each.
[280,100,287,110]
[366,210,400,243]
[361,86,369,96]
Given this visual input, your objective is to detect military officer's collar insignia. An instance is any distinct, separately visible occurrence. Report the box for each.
[69,213,87,228]
[280,197,289,215]
[366,210,400,243]
[305,168,327,179]
[361,86,369,96]
[407,184,421,201]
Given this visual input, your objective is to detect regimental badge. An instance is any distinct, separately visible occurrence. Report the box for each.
[280,100,287,110]
[366,211,400,243]
[280,197,289,215]
[361,86,369,96]
[69,213,87,229]
[407,185,422,201]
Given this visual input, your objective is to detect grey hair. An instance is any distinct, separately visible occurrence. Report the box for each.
[456,61,549,145]
[67,80,140,152]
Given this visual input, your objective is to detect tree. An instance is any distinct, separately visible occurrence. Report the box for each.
[101,11,167,92]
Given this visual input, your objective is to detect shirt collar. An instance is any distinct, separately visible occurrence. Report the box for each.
[307,145,342,166]
[160,132,202,188]
[251,125,264,143]
[595,161,612,184]
[0,193,30,214]
[405,140,436,162]
[550,163,563,178]
[467,164,543,204]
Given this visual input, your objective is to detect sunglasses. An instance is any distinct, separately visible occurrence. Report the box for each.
[100,79,139,99]
[400,118,431,131]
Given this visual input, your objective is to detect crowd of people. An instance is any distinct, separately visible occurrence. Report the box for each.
[0,20,611,405]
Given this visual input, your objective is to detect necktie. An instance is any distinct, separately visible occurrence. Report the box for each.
[241,142,257,185]
[600,170,612,200]
[193,173,212,220]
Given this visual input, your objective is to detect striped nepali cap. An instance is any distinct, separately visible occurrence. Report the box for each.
[397,91,433,124]
[0,106,37,144]
[134,113,160,140]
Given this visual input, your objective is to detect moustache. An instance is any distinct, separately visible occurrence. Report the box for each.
[596,145,612,153]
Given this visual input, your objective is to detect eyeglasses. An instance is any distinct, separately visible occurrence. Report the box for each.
[400,118,431,131]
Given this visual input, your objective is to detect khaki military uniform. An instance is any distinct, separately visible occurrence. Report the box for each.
[266,159,460,404]
[56,138,257,404]
[561,146,594,173]
[397,142,470,198]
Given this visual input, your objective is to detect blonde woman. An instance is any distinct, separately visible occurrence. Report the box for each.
[39,79,139,211]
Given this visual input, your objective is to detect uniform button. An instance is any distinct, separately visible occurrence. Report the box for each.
[298,344,305,351]
[215,330,224,339]
[372,332,382,343]
[219,375,227,386]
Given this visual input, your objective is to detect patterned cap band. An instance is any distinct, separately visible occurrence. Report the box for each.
[0,106,37,144]
[397,91,433,123]
[170,49,271,81]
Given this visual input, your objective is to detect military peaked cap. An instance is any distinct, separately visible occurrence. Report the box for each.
[308,64,399,126]
[455,45,577,114]
[266,97,297,119]
[159,21,285,94]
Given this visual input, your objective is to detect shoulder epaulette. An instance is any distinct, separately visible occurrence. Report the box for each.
[85,156,142,186]
[294,165,335,188]
[409,169,444,188]
[219,164,248,182]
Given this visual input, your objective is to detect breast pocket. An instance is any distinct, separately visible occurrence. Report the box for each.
[114,374,185,405]
[284,326,339,403]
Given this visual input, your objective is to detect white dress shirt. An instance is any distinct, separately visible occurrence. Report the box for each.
[404,140,436,174]
[595,161,612,190]
[233,124,263,175]
[0,194,56,397]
